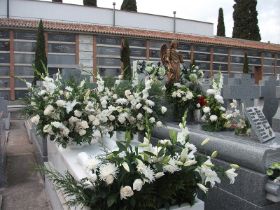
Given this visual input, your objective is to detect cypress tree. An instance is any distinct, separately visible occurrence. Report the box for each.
[83,0,97,7]
[232,0,261,41]
[243,52,249,74]
[217,8,225,37]
[120,39,132,80]
[121,0,137,12]
[34,20,47,84]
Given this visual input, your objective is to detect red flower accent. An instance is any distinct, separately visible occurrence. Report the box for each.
[198,95,207,106]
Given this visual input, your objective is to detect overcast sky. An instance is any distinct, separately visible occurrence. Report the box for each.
[47,0,280,44]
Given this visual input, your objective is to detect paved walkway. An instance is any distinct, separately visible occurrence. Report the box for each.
[2,120,52,210]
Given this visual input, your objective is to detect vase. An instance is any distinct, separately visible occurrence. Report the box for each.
[194,109,201,123]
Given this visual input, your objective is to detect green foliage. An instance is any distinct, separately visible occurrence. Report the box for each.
[243,52,249,74]
[121,39,132,80]
[232,0,261,41]
[121,0,137,12]
[217,8,225,37]
[34,20,47,84]
[83,0,97,6]
[267,162,280,181]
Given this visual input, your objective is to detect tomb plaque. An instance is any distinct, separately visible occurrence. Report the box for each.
[245,107,275,143]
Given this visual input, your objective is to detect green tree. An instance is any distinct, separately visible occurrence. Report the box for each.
[217,8,225,37]
[34,20,47,84]
[120,39,132,80]
[121,0,137,12]
[232,0,261,41]
[83,0,97,6]
[243,52,249,74]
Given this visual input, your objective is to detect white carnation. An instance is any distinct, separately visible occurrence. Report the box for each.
[149,117,155,123]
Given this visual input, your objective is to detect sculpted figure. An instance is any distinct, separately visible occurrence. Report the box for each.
[161,40,184,84]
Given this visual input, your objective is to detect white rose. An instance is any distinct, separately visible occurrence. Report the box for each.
[56,100,66,107]
[62,127,70,136]
[80,121,89,129]
[120,186,134,200]
[79,129,87,136]
[149,117,155,123]
[30,115,40,125]
[69,116,79,124]
[156,121,163,127]
[215,95,224,104]
[74,110,82,117]
[88,115,95,122]
[210,115,218,122]
[133,179,144,191]
[161,106,167,114]
[207,89,216,95]
[202,106,210,113]
[44,105,54,116]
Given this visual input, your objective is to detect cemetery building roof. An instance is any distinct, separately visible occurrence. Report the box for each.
[1,18,280,52]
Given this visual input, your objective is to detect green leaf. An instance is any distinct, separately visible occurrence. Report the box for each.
[169,130,177,143]
[116,141,127,152]
[144,151,156,157]
[107,194,117,207]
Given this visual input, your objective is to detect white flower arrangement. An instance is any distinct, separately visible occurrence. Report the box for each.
[42,112,238,210]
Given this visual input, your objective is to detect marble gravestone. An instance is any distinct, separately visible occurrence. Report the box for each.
[152,123,280,210]
[245,107,275,143]
[0,97,10,130]
[272,86,280,132]
[261,77,280,125]
[0,113,7,188]
[222,74,261,107]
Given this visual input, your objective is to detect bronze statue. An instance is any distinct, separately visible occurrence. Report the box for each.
[160,40,184,84]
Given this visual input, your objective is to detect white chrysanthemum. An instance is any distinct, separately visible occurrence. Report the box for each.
[225,168,238,184]
[30,115,40,125]
[44,105,54,116]
[133,179,144,191]
[56,100,66,107]
[137,161,155,183]
[161,106,167,114]
[99,163,119,185]
[210,115,218,122]
[163,158,180,174]
[86,158,100,171]
[120,186,134,200]
[202,106,210,113]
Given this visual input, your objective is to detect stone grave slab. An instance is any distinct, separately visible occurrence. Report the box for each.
[245,107,275,143]
[272,86,280,132]
[261,77,280,125]
[222,74,261,107]
[152,123,280,210]
[0,97,10,130]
